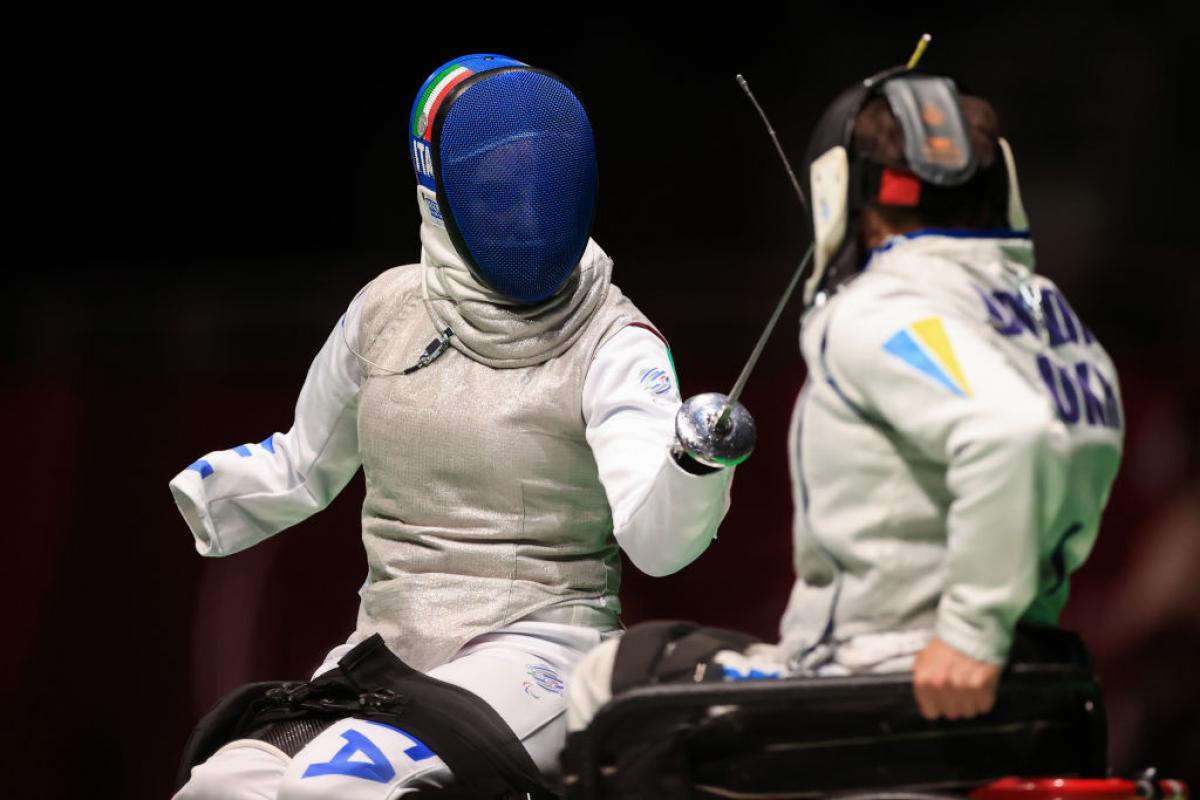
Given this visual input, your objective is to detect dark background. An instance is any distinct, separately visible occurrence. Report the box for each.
[5,10,1197,798]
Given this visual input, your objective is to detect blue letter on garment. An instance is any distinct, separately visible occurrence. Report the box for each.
[302,729,396,783]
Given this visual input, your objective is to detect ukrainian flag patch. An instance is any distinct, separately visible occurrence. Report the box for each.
[883,317,972,397]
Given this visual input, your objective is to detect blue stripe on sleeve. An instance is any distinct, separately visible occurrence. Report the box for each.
[233,445,252,457]
[186,460,214,479]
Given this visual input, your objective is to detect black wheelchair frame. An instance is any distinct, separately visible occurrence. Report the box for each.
[561,663,1106,799]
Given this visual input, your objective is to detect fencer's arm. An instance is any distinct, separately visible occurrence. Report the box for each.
[167,296,365,557]
[583,326,734,577]
[827,301,1069,664]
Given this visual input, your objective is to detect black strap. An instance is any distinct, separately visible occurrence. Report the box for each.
[176,636,550,799]
[175,681,288,790]
[612,621,761,694]
[612,621,696,694]
[335,635,549,798]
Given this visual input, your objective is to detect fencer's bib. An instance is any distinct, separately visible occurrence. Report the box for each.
[352,238,647,672]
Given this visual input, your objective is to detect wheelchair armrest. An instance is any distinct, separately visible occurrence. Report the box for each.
[563,665,1106,799]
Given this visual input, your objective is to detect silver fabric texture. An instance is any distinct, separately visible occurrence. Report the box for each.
[420,208,613,368]
[353,262,648,672]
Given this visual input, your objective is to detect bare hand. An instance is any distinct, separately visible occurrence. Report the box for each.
[912,637,1001,720]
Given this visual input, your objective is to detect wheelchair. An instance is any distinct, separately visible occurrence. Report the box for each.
[177,631,1187,800]
[559,633,1187,800]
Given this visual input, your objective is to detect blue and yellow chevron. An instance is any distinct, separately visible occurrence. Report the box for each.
[883,317,973,398]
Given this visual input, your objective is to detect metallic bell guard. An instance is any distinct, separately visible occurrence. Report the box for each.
[675,392,757,468]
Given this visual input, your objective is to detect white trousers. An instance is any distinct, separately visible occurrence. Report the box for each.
[176,621,606,800]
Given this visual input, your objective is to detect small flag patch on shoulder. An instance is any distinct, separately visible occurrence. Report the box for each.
[883,316,972,397]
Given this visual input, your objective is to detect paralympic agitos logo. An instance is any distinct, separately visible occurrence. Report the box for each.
[522,664,564,699]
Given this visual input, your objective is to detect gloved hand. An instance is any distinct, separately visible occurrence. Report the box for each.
[672,392,756,474]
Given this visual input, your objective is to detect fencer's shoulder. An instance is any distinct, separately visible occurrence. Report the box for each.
[816,275,962,375]
[595,281,655,336]
[361,263,423,309]
[364,263,423,298]
[357,263,424,341]
[600,281,645,320]
[582,283,670,384]
[825,273,942,333]
[835,271,928,311]
[602,279,630,307]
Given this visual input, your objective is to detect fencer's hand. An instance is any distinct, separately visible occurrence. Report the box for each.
[911,637,1001,721]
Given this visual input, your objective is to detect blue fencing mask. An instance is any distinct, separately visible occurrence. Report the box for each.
[409,54,598,304]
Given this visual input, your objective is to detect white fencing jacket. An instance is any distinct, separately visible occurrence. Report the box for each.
[169,258,734,665]
[780,231,1123,668]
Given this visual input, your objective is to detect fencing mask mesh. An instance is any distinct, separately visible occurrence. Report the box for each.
[413,57,596,304]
